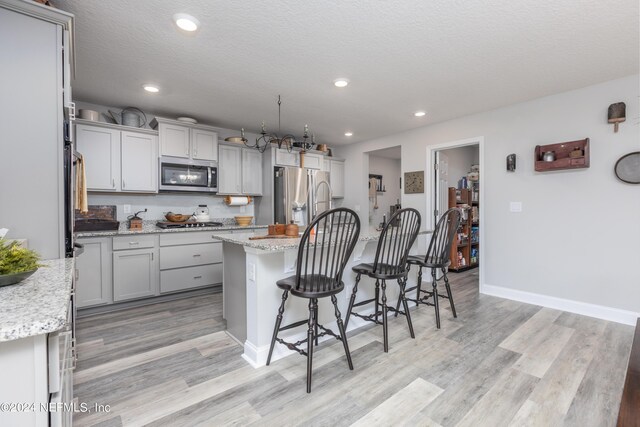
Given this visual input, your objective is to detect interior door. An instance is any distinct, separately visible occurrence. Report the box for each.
[434,151,449,224]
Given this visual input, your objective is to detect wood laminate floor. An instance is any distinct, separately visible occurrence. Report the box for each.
[73,271,634,426]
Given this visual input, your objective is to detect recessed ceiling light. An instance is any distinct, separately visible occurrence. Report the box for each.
[143,84,160,93]
[344,132,353,137]
[414,111,426,117]
[173,13,199,32]
[334,79,349,88]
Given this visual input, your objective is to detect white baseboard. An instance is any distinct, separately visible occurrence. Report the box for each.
[481,284,639,326]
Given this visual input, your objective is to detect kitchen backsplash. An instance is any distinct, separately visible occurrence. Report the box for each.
[88,193,254,221]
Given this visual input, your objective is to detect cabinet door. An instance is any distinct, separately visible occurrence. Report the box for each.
[274,149,300,167]
[191,129,218,161]
[242,149,263,195]
[76,124,120,191]
[113,248,158,301]
[121,131,158,193]
[218,144,242,194]
[159,123,190,158]
[302,152,322,170]
[75,238,112,308]
[331,160,345,198]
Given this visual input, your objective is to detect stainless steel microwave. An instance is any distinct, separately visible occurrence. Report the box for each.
[159,157,218,193]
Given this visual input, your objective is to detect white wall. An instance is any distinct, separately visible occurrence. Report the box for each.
[368,155,401,226]
[335,74,640,318]
[440,145,479,189]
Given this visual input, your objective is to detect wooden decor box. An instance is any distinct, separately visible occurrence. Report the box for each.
[534,138,590,172]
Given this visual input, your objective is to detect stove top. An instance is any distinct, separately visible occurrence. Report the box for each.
[156,221,225,229]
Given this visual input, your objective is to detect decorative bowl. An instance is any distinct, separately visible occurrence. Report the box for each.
[235,216,253,227]
[165,213,193,222]
[0,269,37,287]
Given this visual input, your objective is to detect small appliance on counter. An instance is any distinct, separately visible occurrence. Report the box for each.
[128,209,146,231]
[195,205,210,222]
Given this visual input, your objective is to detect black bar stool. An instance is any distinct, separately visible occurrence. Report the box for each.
[345,208,421,352]
[266,208,361,393]
[397,207,462,329]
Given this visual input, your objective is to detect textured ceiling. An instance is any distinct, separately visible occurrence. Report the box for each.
[58,0,639,144]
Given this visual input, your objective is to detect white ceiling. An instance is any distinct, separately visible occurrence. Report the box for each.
[58,0,639,144]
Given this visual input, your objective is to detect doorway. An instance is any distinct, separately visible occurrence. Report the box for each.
[427,137,484,292]
[366,146,402,228]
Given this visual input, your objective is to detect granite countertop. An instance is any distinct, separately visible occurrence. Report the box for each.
[211,226,433,252]
[0,258,74,342]
[76,220,268,238]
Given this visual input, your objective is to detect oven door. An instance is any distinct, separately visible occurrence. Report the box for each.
[159,159,217,193]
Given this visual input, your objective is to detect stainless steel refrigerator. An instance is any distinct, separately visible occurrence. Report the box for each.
[274,167,332,228]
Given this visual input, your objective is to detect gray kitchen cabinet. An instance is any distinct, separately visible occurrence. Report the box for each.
[191,128,218,161]
[159,232,224,294]
[301,152,323,170]
[75,121,159,193]
[218,144,243,195]
[158,122,190,158]
[76,124,121,191]
[242,148,263,195]
[121,131,158,192]
[113,247,158,302]
[153,118,218,161]
[75,237,112,308]
[275,148,300,167]
[323,158,345,198]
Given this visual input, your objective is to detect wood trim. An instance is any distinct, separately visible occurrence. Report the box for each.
[617,317,640,427]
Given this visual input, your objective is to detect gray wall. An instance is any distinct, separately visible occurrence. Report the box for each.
[335,74,640,315]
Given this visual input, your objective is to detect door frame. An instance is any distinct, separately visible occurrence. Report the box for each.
[425,136,485,291]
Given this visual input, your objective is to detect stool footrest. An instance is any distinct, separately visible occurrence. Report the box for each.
[275,323,344,359]
[353,297,377,308]
[350,310,384,325]
[278,319,308,332]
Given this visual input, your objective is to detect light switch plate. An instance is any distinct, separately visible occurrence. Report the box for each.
[510,202,523,212]
[123,204,131,214]
[248,263,256,281]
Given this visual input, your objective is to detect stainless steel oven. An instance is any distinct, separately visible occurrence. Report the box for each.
[159,157,218,193]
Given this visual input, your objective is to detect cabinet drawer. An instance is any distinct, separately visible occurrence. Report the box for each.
[160,264,223,293]
[160,243,222,270]
[160,231,221,246]
[113,234,157,250]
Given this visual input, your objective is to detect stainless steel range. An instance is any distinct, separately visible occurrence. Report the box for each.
[156,221,224,229]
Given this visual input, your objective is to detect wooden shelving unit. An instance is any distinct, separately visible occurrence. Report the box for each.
[448,187,479,273]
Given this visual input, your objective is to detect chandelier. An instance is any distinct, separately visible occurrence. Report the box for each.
[240,95,315,153]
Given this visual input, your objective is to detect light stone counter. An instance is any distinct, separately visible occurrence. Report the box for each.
[0,258,74,342]
[75,220,267,238]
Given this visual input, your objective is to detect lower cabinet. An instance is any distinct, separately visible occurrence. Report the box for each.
[75,237,112,308]
[113,247,159,302]
[159,232,224,294]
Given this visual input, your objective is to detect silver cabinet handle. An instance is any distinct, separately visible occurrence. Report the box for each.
[122,180,126,189]
[152,253,154,261]
[193,275,202,279]
[129,241,139,245]
[193,254,201,257]
[112,178,116,188]
[75,269,79,281]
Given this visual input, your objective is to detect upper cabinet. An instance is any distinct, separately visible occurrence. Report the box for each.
[218,143,263,196]
[151,117,217,161]
[323,158,345,199]
[75,121,158,193]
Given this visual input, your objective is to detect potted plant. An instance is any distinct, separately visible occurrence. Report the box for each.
[0,239,43,287]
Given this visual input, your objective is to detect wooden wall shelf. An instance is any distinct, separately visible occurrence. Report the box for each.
[535,138,590,172]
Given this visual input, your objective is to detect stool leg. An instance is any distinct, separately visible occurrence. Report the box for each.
[375,279,380,322]
[381,280,389,352]
[331,295,353,370]
[442,267,457,318]
[431,269,441,329]
[314,300,319,346]
[345,273,361,330]
[306,298,316,393]
[416,266,423,306]
[400,277,415,338]
[267,289,289,366]
[394,277,401,318]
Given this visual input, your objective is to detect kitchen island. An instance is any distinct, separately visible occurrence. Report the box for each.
[212,227,433,367]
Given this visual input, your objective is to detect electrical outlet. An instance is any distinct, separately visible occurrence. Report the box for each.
[123,204,131,214]
[247,263,256,281]
[510,202,523,212]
